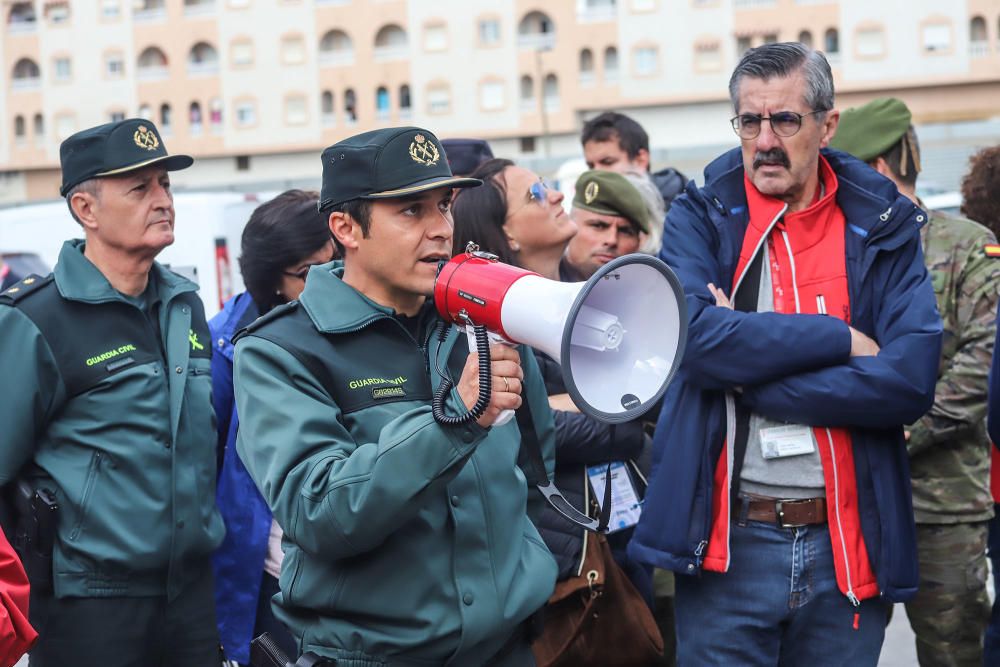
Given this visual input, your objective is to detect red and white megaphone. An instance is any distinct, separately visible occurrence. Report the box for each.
[434,243,687,424]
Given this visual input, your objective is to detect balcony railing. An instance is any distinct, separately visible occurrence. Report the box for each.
[518,32,556,50]
[137,66,169,81]
[373,46,406,62]
[11,77,41,91]
[319,50,355,66]
[134,8,166,21]
[187,61,220,76]
[577,7,616,23]
[733,0,776,8]
[970,41,990,58]
[183,1,215,17]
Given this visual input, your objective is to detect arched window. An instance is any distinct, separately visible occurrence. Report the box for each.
[824,28,839,54]
[188,42,218,69]
[518,11,555,48]
[189,101,202,134]
[520,74,534,102]
[603,46,619,81]
[543,73,559,111]
[319,29,353,64]
[798,30,813,48]
[160,103,172,130]
[579,48,594,83]
[12,58,40,80]
[8,2,36,25]
[970,16,987,43]
[14,115,26,139]
[344,88,357,123]
[374,24,408,54]
[321,90,334,115]
[376,86,390,119]
[399,85,411,114]
[33,113,44,137]
[138,46,168,70]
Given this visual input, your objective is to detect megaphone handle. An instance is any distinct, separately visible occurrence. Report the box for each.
[464,325,515,427]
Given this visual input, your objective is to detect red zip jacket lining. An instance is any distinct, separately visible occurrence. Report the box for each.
[703,155,879,606]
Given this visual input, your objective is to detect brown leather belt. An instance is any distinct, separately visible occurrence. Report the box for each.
[736,495,827,528]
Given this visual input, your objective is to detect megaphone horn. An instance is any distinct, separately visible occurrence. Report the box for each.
[434,245,687,424]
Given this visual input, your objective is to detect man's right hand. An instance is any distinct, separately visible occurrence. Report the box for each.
[849,327,880,357]
[456,344,524,428]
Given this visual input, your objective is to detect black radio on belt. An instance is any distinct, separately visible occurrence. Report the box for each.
[13,479,59,593]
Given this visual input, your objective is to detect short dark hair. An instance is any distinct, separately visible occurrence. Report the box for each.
[328,198,372,256]
[873,126,920,189]
[729,42,834,114]
[239,189,333,313]
[65,178,101,226]
[961,145,1000,239]
[451,158,520,266]
[580,112,650,160]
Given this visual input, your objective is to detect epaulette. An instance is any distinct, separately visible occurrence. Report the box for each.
[0,274,54,305]
[232,300,301,345]
[984,244,1000,258]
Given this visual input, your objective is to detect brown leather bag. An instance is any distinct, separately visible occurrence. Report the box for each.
[532,531,664,667]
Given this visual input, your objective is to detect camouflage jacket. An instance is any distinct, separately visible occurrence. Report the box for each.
[908,207,1000,523]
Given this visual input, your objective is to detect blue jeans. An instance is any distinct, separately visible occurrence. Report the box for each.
[675,520,888,666]
[985,507,1000,667]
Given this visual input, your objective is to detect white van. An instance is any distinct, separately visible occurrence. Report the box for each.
[0,192,271,318]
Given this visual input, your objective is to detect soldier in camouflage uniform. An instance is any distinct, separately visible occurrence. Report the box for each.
[832,98,999,667]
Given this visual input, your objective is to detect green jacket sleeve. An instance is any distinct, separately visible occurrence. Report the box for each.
[908,231,1000,455]
[0,307,64,486]
[233,335,489,560]
[517,346,557,523]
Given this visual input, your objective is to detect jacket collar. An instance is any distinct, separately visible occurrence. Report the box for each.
[299,260,408,334]
[54,238,198,304]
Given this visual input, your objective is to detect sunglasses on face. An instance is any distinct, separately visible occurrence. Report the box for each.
[730,109,827,139]
[527,179,554,204]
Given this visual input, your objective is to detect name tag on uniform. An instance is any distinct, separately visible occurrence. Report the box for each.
[759,424,816,459]
[587,461,642,533]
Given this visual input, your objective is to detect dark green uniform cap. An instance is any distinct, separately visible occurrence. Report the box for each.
[59,118,193,197]
[572,170,651,233]
[318,126,481,211]
[829,97,911,162]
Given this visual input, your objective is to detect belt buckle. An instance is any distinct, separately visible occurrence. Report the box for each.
[774,499,807,529]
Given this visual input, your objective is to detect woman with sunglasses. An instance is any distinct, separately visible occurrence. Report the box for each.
[452,160,654,640]
[210,190,336,666]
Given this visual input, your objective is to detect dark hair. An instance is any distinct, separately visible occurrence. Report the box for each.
[239,189,333,313]
[873,126,920,189]
[451,158,519,265]
[327,198,372,256]
[580,112,649,160]
[728,42,834,114]
[961,145,1000,238]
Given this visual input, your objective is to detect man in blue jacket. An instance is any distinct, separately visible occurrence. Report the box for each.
[629,43,941,664]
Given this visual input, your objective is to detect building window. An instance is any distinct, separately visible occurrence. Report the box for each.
[762,33,778,44]
[236,155,250,171]
[399,84,411,117]
[970,16,988,57]
[8,2,36,28]
[855,26,885,58]
[160,103,172,132]
[922,22,952,53]
[579,0,617,22]
[375,86,391,119]
[189,101,203,134]
[210,98,223,131]
[231,39,254,66]
[633,45,658,76]
[235,100,256,127]
[520,136,536,153]
[374,24,408,60]
[184,0,215,15]
[105,53,125,78]
[109,110,125,122]
[12,58,40,89]
[344,88,357,124]
[135,0,165,19]
[188,42,219,73]
[603,46,619,81]
[53,57,72,81]
[319,29,353,65]
[55,113,76,140]
[101,0,120,19]
[824,28,839,54]
[543,73,559,111]
[519,74,534,110]
[579,48,595,84]
[479,79,505,111]
[321,90,334,125]
[426,84,451,114]
[797,30,813,48]
[285,95,307,125]
[424,22,448,52]
[33,113,44,139]
[281,34,306,65]
[694,42,721,72]
[46,2,70,25]
[478,18,500,46]
[518,11,555,49]
[736,36,752,56]
[137,46,168,78]
[14,115,26,141]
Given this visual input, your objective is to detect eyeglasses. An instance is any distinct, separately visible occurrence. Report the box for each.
[730,109,828,139]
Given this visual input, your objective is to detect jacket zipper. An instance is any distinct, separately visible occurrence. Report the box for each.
[70,451,102,541]
[824,427,860,607]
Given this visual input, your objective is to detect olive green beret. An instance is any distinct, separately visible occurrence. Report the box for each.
[830,97,911,162]
[572,170,651,233]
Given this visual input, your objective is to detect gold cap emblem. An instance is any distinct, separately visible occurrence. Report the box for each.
[409,134,440,166]
[23,277,35,285]
[6,287,19,294]
[134,125,160,151]
[584,181,599,204]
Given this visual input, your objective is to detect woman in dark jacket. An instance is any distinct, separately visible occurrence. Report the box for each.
[211,190,335,666]
[452,159,654,603]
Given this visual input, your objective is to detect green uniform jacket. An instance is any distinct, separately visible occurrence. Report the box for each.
[0,240,225,599]
[233,264,558,666]
[909,209,1000,524]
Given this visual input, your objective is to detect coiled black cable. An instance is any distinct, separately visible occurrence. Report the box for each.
[432,320,493,426]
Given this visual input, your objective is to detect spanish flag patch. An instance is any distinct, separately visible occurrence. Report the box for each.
[985,244,1000,258]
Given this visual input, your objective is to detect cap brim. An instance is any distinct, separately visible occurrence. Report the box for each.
[94,153,194,178]
[365,175,482,199]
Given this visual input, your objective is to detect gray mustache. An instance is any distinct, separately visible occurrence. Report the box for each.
[753,150,790,169]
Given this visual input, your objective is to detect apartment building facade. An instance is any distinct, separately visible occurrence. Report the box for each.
[1,0,998,203]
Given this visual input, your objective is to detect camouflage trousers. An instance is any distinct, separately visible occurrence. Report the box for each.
[904,521,991,667]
